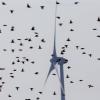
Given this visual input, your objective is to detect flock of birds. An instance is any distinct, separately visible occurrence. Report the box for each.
[0,0,100,100]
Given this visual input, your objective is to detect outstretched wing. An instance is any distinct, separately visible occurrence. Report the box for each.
[44,63,55,86]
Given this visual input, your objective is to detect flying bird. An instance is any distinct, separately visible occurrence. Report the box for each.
[2,2,6,5]
[97,17,100,22]
[69,20,73,24]
[38,91,43,94]
[88,85,94,88]
[10,10,14,14]
[40,6,45,9]
[53,91,56,95]
[67,66,71,69]
[27,3,31,8]
[74,1,79,5]
[16,87,20,91]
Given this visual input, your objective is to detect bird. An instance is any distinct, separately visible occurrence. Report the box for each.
[17,38,22,41]
[21,68,24,72]
[69,20,73,24]
[34,72,39,75]
[97,35,100,38]
[10,10,14,14]
[16,87,20,91]
[38,45,42,49]
[10,73,13,75]
[66,38,71,42]
[19,43,23,46]
[70,81,74,83]
[0,85,2,88]
[11,49,15,53]
[2,2,6,5]
[67,66,71,69]
[92,28,97,30]
[53,91,56,95]
[52,73,56,76]
[88,54,92,58]
[79,80,83,82]
[8,94,12,97]
[76,46,79,49]
[88,85,94,88]
[0,77,2,80]
[56,16,61,19]
[81,48,85,50]
[2,82,5,84]
[28,38,32,42]
[40,6,45,9]
[0,68,5,70]
[31,26,35,30]
[38,91,43,94]
[3,24,7,26]
[41,39,46,43]
[36,97,40,100]
[3,49,7,51]
[31,61,35,64]
[70,29,74,31]
[74,1,79,5]
[59,23,63,26]
[11,39,15,43]
[25,58,29,62]
[27,3,31,8]
[17,59,20,62]
[10,76,14,78]
[11,26,15,31]
[82,52,86,54]
[35,34,39,37]
[0,29,2,33]
[56,1,60,4]
[13,69,17,71]
[62,47,65,49]
[12,61,15,65]
[97,17,100,22]
[97,58,100,60]
[61,51,64,55]
[66,74,70,78]
[30,88,33,91]
[29,46,33,49]
[18,49,23,51]
[21,61,25,64]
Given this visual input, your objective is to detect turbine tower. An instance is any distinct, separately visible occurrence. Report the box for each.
[44,1,68,100]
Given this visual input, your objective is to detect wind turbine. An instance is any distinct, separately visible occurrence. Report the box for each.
[44,1,68,100]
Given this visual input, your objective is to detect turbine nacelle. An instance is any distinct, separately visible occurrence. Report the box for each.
[50,56,68,65]
[56,57,68,64]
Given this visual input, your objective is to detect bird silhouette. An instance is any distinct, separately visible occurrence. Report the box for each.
[0,68,5,70]
[27,3,31,8]
[16,87,20,91]
[88,85,94,88]
[97,17,100,22]
[40,6,45,10]
[2,2,6,5]
[10,10,14,14]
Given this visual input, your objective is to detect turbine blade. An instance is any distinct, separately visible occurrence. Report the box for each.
[44,63,55,86]
[53,32,57,57]
[52,3,57,57]
[55,64,65,95]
